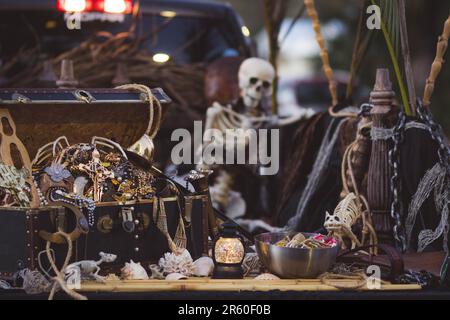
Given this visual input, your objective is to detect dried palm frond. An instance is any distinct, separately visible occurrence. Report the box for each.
[398,0,416,115]
[370,0,413,116]
[346,0,374,100]
[280,3,306,46]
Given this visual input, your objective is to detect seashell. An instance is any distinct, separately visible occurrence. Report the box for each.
[165,272,188,280]
[120,260,149,280]
[254,273,280,280]
[158,249,194,276]
[193,257,214,277]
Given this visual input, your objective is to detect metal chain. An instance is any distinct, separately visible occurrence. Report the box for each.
[358,103,373,117]
[395,270,438,288]
[364,100,448,252]
[388,110,407,252]
[416,100,450,174]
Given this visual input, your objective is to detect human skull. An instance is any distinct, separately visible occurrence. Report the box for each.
[238,58,275,110]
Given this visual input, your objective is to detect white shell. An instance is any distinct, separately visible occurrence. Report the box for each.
[193,257,214,277]
[158,249,194,276]
[120,260,149,280]
[165,272,188,280]
[254,273,280,280]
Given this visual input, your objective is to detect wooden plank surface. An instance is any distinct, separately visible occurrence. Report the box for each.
[78,278,421,293]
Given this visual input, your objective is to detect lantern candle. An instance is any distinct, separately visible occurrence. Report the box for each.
[212,221,245,279]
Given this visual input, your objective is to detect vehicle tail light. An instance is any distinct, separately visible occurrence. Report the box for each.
[57,0,93,12]
[57,0,132,14]
[101,0,133,14]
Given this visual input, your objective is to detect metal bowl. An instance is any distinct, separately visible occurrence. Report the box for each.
[255,232,339,279]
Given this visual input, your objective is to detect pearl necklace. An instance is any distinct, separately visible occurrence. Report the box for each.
[54,190,96,227]
[33,180,49,206]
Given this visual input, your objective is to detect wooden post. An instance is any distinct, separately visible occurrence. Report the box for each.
[367,69,395,244]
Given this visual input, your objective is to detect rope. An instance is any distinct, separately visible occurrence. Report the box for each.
[153,197,186,253]
[339,118,378,254]
[319,272,367,289]
[115,84,162,139]
[45,230,87,300]
[370,121,429,141]
[371,127,395,141]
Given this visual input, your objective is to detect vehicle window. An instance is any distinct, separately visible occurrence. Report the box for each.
[0,11,240,67]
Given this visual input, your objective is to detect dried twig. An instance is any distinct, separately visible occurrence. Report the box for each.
[423,14,450,108]
[304,0,338,107]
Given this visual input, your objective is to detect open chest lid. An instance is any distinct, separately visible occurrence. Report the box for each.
[0,87,171,158]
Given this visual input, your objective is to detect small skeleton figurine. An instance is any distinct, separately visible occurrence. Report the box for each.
[64,252,117,283]
[324,192,377,250]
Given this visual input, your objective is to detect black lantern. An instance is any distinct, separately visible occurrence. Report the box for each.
[212,221,245,279]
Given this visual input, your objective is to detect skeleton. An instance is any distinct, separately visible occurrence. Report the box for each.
[324,193,361,249]
[64,252,117,283]
[197,59,275,221]
[198,58,275,162]
[324,192,377,250]
[196,58,304,231]
[0,163,31,206]
[32,136,70,168]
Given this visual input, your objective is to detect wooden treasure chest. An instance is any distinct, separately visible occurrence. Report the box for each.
[0,87,209,277]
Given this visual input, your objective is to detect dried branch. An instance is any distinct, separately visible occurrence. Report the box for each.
[423,14,450,107]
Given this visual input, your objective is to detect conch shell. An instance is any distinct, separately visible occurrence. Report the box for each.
[120,260,149,280]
